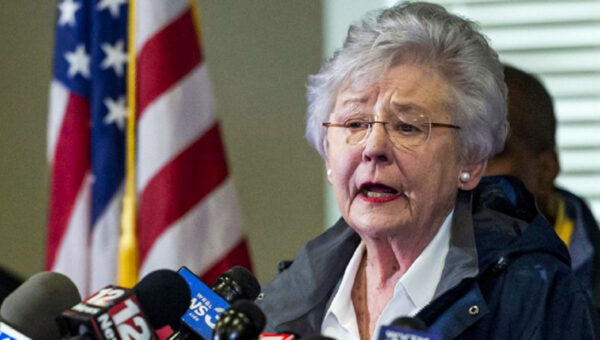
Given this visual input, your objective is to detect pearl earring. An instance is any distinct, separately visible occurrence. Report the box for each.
[327,169,332,177]
[460,172,471,182]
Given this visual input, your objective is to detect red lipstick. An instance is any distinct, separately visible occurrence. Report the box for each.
[358,182,401,203]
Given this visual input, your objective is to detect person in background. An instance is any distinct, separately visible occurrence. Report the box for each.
[486,64,600,305]
[257,2,599,339]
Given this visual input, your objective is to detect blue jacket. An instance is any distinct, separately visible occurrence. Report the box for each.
[554,187,600,306]
[256,176,600,339]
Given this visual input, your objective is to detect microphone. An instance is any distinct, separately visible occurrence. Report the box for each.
[134,270,192,330]
[0,271,81,340]
[60,269,191,339]
[211,300,266,340]
[378,316,439,340]
[211,267,260,303]
[390,316,428,331]
[169,266,260,340]
[301,336,335,340]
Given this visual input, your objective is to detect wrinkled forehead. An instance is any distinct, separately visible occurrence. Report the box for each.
[333,64,451,119]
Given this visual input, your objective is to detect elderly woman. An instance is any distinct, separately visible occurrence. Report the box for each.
[257,2,599,339]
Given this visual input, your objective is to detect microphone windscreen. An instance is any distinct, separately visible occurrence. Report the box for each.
[0,271,80,340]
[134,269,191,329]
[231,299,266,333]
[222,266,260,300]
[390,316,428,331]
[213,300,266,340]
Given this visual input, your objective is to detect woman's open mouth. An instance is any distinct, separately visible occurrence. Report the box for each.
[359,183,402,203]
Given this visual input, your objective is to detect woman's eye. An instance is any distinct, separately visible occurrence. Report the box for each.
[396,123,421,133]
[344,121,368,129]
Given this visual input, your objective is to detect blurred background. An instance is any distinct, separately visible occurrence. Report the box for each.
[1,0,598,284]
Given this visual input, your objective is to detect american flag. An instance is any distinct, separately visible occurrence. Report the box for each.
[47,0,252,296]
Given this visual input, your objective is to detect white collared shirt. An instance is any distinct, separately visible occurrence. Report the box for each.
[321,210,453,340]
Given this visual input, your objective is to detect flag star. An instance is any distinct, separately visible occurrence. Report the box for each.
[101,40,127,77]
[103,96,128,130]
[64,44,91,79]
[58,0,81,27]
[97,0,128,19]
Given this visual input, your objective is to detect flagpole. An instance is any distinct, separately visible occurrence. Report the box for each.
[188,0,204,45]
[118,0,139,288]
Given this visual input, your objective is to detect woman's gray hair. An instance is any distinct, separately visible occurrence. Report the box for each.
[306,1,508,165]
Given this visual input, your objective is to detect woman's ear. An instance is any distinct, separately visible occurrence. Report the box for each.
[325,160,332,185]
[458,160,487,190]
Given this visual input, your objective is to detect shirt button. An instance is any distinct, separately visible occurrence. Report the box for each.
[468,305,479,315]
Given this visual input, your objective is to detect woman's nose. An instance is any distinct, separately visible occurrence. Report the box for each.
[362,122,393,163]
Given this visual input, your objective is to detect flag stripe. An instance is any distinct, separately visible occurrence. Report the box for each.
[200,239,253,286]
[51,175,92,295]
[135,0,187,51]
[139,178,243,276]
[46,93,91,269]
[136,8,203,117]
[89,184,123,292]
[47,81,70,160]
[137,123,228,264]
[137,64,215,191]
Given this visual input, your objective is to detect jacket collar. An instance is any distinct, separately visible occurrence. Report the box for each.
[257,218,360,333]
[417,176,571,336]
[434,189,479,298]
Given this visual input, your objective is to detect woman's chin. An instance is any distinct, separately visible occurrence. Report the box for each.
[349,214,411,240]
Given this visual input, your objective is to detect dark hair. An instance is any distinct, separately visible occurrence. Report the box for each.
[503,64,556,154]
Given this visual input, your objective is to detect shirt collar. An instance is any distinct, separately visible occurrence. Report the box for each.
[322,210,453,338]
[322,241,365,337]
[399,209,453,310]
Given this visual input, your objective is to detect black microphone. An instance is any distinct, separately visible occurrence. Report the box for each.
[378,316,439,340]
[169,266,261,340]
[212,300,266,340]
[60,269,191,339]
[390,316,428,331]
[134,270,192,330]
[211,267,260,303]
[0,271,81,340]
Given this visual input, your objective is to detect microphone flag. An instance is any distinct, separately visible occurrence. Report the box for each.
[60,285,156,340]
[177,267,230,339]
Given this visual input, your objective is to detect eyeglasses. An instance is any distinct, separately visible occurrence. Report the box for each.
[322,113,460,149]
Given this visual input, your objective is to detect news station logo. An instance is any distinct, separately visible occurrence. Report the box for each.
[186,293,226,328]
[85,287,127,308]
[101,295,153,340]
[178,267,230,339]
[61,286,156,340]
